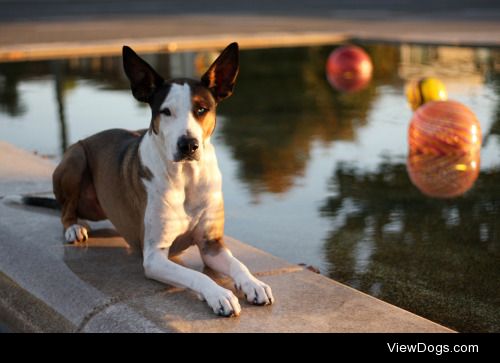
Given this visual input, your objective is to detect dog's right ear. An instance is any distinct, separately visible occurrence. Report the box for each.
[122,46,164,103]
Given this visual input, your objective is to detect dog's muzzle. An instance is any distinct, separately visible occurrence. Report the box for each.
[176,135,200,161]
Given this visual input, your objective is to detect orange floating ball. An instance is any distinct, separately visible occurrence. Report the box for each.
[407,151,480,198]
[325,45,373,93]
[409,100,482,155]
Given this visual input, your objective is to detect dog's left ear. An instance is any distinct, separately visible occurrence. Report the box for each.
[123,46,164,103]
[201,42,239,103]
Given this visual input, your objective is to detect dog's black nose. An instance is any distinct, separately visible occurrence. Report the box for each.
[177,136,199,156]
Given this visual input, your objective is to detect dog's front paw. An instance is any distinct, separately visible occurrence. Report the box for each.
[64,224,88,243]
[202,286,241,317]
[236,276,274,306]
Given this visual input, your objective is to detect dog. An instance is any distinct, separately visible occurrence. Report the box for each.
[48,43,274,317]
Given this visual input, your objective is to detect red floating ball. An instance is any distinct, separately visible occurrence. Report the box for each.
[407,151,480,198]
[325,45,373,93]
[409,100,482,155]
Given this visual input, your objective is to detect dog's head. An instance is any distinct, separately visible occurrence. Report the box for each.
[123,43,239,162]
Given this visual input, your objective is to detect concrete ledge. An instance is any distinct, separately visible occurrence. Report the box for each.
[0,142,453,332]
[0,32,348,63]
[0,272,74,332]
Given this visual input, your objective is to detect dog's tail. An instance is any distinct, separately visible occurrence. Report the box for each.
[3,194,60,210]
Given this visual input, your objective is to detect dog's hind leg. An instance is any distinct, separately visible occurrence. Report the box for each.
[52,142,90,243]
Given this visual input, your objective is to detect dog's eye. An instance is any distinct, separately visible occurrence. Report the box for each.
[196,107,208,116]
[160,108,171,116]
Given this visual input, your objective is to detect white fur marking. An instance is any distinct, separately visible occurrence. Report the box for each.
[65,224,88,243]
[157,83,204,162]
[200,248,275,305]
[143,248,241,316]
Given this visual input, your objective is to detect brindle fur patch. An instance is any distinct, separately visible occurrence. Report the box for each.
[201,237,225,256]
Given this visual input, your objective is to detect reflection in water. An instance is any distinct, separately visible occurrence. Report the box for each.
[0,62,29,116]
[407,152,480,198]
[483,56,500,144]
[320,162,500,332]
[52,61,69,153]
[219,45,398,195]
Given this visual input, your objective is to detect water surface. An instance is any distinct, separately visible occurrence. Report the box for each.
[0,43,499,332]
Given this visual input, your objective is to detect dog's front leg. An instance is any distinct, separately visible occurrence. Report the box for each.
[142,205,241,317]
[143,247,241,316]
[198,239,275,306]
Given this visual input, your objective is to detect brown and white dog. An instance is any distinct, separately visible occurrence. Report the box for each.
[51,43,273,316]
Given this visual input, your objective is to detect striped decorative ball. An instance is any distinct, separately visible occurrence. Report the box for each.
[409,101,482,155]
[407,151,480,198]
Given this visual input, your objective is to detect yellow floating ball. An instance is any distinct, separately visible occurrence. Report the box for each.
[405,77,448,111]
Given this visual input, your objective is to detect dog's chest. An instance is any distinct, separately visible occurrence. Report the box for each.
[182,164,220,217]
[147,155,222,221]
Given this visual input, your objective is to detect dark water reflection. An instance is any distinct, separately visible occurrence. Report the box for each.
[321,162,500,332]
[0,43,499,331]
[220,45,399,194]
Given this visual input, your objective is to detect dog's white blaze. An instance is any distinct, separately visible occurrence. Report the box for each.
[157,83,204,161]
